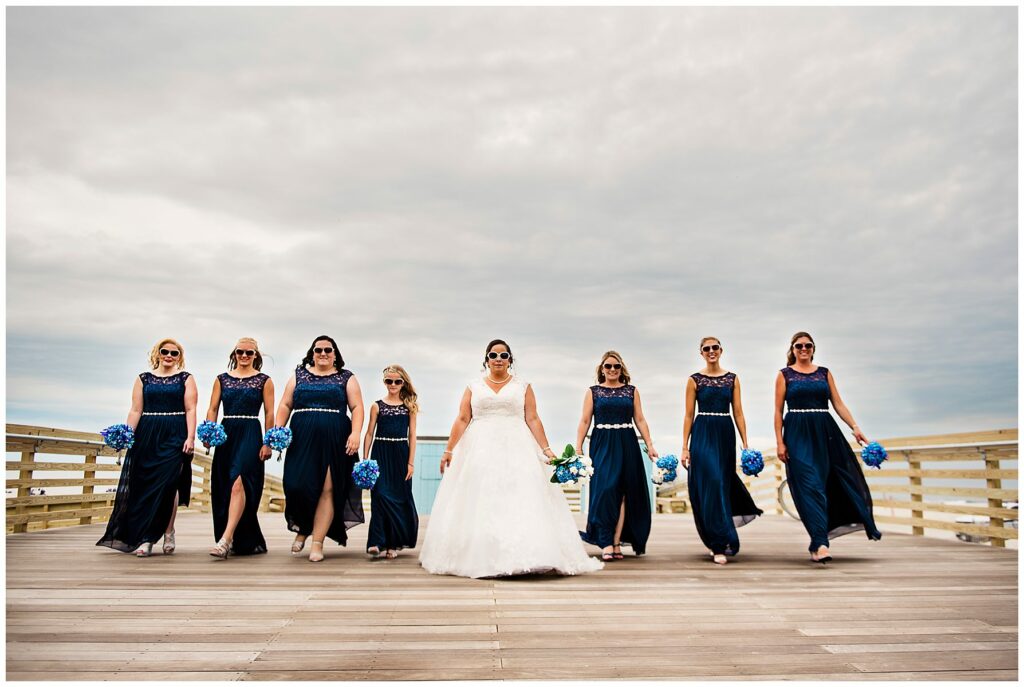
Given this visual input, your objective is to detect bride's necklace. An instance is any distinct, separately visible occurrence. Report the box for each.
[487,372,513,386]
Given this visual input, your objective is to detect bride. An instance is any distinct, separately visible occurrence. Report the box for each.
[419,339,604,578]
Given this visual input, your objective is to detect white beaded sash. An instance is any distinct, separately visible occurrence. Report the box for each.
[142,412,185,416]
[787,408,829,413]
[292,408,342,414]
[698,412,731,417]
[223,415,259,420]
[595,422,634,429]
[373,436,408,442]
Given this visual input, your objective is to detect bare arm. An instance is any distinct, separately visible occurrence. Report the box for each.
[362,402,379,459]
[524,384,557,463]
[575,389,594,455]
[346,375,364,456]
[774,372,788,463]
[183,375,198,454]
[406,412,417,481]
[681,377,696,467]
[126,378,144,430]
[827,371,868,445]
[274,374,297,427]
[441,388,473,474]
[259,378,275,461]
[731,375,749,449]
[633,388,658,460]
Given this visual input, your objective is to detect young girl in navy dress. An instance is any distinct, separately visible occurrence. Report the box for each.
[361,365,419,559]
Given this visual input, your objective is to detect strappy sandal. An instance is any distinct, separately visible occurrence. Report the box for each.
[209,538,232,559]
[612,544,624,560]
[384,549,398,559]
[134,543,153,557]
[162,530,175,555]
[291,536,307,554]
[308,540,325,563]
[601,550,615,562]
[367,546,381,558]
[811,546,832,564]
[713,554,728,566]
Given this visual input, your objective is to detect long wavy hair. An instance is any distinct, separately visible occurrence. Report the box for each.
[787,331,815,365]
[382,364,419,414]
[227,336,264,371]
[301,334,345,372]
[596,350,631,384]
[148,338,186,370]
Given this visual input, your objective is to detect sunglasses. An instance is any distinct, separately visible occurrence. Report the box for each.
[603,363,622,370]
[384,378,404,386]
[313,347,334,355]
[159,349,181,357]
[487,351,511,360]
[701,345,721,353]
[793,343,814,350]
[235,349,256,357]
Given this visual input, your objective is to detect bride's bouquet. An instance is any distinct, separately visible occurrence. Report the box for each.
[549,444,594,485]
[651,455,679,485]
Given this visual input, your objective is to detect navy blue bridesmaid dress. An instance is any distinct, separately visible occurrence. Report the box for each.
[686,372,762,556]
[97,371,194,552]
[580,384,651,555]
[283,366,364,545]
[366,400,419,552]
[781,366,881,552]
[211,372,269,555]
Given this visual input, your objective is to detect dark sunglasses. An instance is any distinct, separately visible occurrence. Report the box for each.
[159,348,181,357]
[235,349,256,357]
[793,343,814,350]
[702,344,721,353]
[603,363,622,370]
[384,378,404,386]
[487,351,511,360]
[313,347,334,355]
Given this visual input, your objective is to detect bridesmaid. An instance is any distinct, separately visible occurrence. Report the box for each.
[275,335,365,562]
[576,351,658,561]
[97,338,197,556]
[775,331,882,563]
[681,336,762,565]
[204,338,275,559]
[361,365,419,559]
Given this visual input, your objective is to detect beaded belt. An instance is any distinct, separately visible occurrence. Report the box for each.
[374,436,408,442]
[223,415,259,420]
[595,423,634,429]
[698,412,731,417]
[142,412,185,416]
[788,409,829,413]
[293,408,341,414]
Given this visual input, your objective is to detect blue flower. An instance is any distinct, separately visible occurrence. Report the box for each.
[197,421,228,448]
[656,455,679,471]
[263,427,293,460]
[740,449,764,477]
[861,442,888,469]
[352,459,380,489]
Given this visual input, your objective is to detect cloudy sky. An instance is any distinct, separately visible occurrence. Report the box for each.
[6,7,1017,476]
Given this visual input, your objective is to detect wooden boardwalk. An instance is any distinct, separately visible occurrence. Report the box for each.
[6,512,1018,681]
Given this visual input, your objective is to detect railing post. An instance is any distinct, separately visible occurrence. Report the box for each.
[982,449,1005,548]
[200,459,212,514]
[774,459,783,515]
[13,449,36,533]
[80,452,97,525]
[907,450,923,536]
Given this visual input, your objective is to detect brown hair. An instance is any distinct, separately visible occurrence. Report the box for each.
[699,336,721,350]
[301,335,345,372]
[787,331,815,365]
[148,338,186,370]
[483,339,514,369]
[596,350,631,385]
[382,364,419,414]
[228,337,264,371]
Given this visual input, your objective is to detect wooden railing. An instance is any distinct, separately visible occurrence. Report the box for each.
[657,429,1018,547]
[6,424,285,533]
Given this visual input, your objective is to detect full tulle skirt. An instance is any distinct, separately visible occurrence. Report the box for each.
[97,415,193,552]
[686,416,762,556]
[211,418,267,555]
[420,417,604,578]
[783,413,882,552]
[283,412,363,545]
[580,427,652,554]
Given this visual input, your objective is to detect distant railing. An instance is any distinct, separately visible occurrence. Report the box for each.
[5,424,285,533]
[657,428,1018,547]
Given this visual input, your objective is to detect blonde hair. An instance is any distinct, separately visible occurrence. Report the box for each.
[228,337,264,371]
[383,364,419,414]
[595,350,631,384]
[787,331,815,365]
[149,338,186,370]
[699,336,722,352]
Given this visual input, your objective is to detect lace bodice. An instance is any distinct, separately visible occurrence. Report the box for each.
[470,376,528,421]
[218,373,268,416]
[293,366,353,411]
[139,371,190,413]
[591,385,635,425]
[375,400,410,438]
[692,372,735,414]
[781,366,831,411]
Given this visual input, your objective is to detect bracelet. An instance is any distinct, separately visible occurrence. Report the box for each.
[443,450,452,455]
[542,446,552,451]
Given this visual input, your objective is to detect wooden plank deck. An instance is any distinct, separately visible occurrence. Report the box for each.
[6,512,1017,681]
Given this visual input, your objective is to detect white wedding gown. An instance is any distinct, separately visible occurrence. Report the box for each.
[419,377,604,578]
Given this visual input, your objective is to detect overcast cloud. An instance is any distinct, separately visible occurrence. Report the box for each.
[6,7,1017,475]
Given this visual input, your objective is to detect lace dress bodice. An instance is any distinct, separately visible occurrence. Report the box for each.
[139,371,190,413]
[591,385,635,425]
[470,377,528,422]
[218,373,268,416]
[375,401,410,439]
[293,366,353,411]
[692,372,735,414]
[781,367,831,411]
